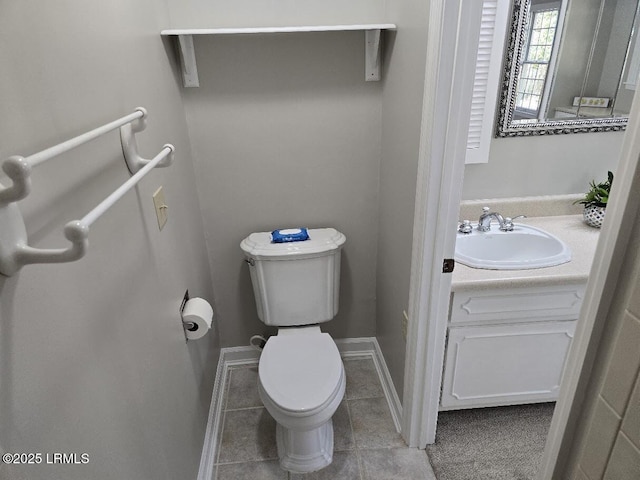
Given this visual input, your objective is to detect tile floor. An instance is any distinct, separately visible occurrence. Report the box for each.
[213,355,436,480]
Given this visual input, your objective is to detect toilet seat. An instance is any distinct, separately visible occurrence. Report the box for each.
[259,332,343,413]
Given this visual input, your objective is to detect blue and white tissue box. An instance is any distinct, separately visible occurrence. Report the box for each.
[271,228,310,243]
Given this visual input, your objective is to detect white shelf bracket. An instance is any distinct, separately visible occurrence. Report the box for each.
[365,29,383,81]
[176,35,200,88]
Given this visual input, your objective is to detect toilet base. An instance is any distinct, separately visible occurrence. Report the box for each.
[276,419,334,473]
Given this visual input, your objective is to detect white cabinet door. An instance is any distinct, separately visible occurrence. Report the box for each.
[440,321,576,409]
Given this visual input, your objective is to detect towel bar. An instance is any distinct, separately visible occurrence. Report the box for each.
[0,108,174,276]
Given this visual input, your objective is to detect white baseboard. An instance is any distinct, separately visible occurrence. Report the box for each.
[196,346,257,480]
[196,337,402,480]
[334,337,403,431]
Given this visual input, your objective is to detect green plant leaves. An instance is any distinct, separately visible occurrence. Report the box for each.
[574,171,614,208]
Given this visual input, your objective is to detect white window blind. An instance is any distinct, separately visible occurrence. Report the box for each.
[466,0,509,164]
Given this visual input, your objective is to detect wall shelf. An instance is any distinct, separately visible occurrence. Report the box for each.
[161,24,397,87]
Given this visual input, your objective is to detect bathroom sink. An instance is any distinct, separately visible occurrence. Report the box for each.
[454,223,571,270]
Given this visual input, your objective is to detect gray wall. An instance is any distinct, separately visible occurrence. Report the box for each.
[0,2,217,479]
[165,0,387,29]
[548,0,636,114]
[179,33,381,347]
[583,0,615,98]
[548,0,603,114]
[376,1,430,401]
[596,0,636,104]
[165,0,428,405]
[462,131,624,200]
[614,1,640,114]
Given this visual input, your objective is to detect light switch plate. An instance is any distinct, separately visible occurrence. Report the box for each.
[152,186,168,230]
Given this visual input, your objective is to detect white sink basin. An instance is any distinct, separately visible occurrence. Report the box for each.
[455,223,572,270]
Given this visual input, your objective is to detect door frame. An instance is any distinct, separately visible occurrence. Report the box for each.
[401,0,483,447]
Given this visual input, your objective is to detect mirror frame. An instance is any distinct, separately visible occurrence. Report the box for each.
[496,0,629,137]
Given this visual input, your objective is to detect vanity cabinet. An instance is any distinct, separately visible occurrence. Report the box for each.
[440,283,585,410]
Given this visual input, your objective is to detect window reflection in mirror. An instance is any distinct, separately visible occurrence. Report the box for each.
[514,1,561,120]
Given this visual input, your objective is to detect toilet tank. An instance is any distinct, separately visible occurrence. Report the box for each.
[240,228,346,326]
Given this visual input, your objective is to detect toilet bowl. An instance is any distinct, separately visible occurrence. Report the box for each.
[257,326,345,473]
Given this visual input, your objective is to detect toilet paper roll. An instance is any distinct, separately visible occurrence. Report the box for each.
[182,297,213,340]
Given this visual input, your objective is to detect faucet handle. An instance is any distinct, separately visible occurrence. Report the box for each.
[458,220,473,234]
[482,206,491,213]
[500,215,527,231]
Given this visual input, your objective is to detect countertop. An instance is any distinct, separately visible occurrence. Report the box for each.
[452,215,600,291]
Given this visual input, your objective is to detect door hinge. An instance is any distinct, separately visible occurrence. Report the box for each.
[443,258,455,273]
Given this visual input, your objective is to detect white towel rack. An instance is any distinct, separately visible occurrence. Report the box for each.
[0,107,175,276]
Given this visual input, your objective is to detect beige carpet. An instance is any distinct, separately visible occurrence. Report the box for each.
[426,403,555,480]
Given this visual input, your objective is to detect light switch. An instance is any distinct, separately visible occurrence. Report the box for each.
[152,186,168,230]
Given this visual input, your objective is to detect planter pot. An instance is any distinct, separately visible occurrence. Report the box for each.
[583,205,606,228]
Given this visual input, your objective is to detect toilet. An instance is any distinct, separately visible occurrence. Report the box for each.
[240,227,346,473]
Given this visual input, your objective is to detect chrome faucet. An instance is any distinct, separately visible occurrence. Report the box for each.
[478,206,505,232]
[477,206,526,232]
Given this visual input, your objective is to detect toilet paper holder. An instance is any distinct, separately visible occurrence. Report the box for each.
[179,290,195,336]
[179,291,213,341]
[183,320,198,331]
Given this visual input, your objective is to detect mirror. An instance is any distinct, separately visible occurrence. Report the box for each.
[497,0,640,136]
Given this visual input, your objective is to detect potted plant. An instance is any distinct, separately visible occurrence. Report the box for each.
[575,171,613,228]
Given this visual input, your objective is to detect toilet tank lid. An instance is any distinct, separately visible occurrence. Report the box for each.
[240,227,345,259]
